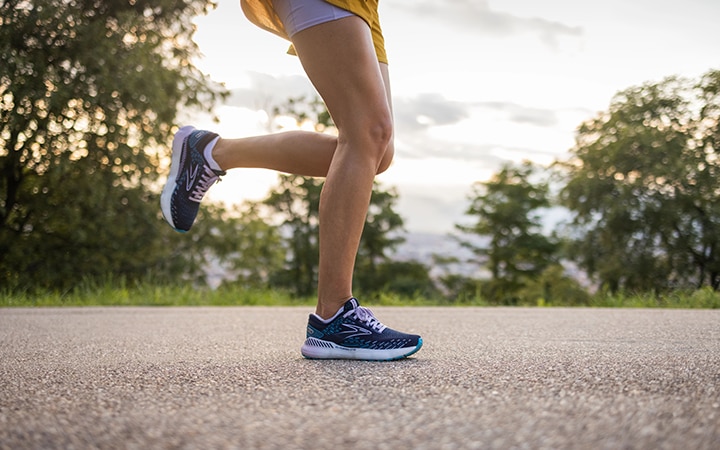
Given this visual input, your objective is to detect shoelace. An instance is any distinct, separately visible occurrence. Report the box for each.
[189,166,223,202]
[344,306,387,333]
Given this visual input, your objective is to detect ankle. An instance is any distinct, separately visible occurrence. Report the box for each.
[315,296,352,320]
[203,136,222,171]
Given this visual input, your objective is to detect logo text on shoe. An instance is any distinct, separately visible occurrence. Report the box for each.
[185,164,200,192]
[337,324,373,339]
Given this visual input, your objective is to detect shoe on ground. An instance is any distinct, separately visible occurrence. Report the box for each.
[301,298,423,361]
[160,126,225,232]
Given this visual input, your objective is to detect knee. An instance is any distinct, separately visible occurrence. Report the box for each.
[366,116,394,155]
[339,114,394,168]
[376,140,394,175]
[364,115,394,171]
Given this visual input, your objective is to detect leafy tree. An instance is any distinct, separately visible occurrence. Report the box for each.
[354,185,406,294]
[261,174,410,297]
[264,174,323,296]
[360,260,439,299]
[0,0,226,290]
[258,97,326,295]
[515,265,590,306]
[457,161,559,303]
[436,272,479,303]
[186,202,285,289]
[558,70,720,291]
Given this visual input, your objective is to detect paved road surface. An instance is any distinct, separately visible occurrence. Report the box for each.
[1,307,718,449]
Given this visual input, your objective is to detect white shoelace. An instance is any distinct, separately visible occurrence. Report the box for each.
[189,166,222,202]
[344,306,387,333]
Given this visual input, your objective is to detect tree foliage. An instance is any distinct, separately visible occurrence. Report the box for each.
[263,174,323,296]
[259,171,413,297]
[189,202,285,289]
[260,173,410,297]
[559,70,720,291]
[457,161,559,303]
[0,0,226,290]
[354,185,408,294]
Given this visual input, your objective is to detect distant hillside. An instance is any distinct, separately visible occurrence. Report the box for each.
[392,232,487,279]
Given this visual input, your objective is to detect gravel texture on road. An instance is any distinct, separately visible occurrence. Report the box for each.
[1,307,718,449]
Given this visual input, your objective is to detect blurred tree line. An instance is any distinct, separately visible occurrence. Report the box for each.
[2,2,719,304]
[1,0,224,290]
[447,70,720,304]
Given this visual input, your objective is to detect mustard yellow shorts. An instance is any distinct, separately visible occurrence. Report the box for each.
[240,0,388,64]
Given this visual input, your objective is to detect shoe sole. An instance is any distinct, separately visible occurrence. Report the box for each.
[301,337,423,361]
[160,126,196,232]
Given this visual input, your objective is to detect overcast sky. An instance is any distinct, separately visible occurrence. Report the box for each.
[187,0,720,234]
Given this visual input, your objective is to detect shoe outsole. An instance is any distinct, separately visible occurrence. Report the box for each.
[301,337,423,361]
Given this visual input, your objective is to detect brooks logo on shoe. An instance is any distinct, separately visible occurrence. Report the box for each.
[337,323,373,339]
[185,164,200,192]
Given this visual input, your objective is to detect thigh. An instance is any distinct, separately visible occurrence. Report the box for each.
[289,16,391,139]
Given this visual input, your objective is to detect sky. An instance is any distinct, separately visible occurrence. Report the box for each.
[186,0,720,234]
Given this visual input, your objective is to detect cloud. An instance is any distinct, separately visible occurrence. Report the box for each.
[396,133,500,162]
[225,72,317,111]
[394,93,471,131]
[394,93,560,132]
[394,186,471,234]
[396,131,559,165]
[389,0,583,48]
[391,92,564,169]
[474,101,559,127]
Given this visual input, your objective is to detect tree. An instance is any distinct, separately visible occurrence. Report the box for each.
[263,174,323,296]
[261,174,410,297]
[185,202,285,289]
[457,161,559,303]
[515,265,590,306]
[354,184,407,294]
[1,0,226,290]
[558,70,720,291]
[361,260,439,299]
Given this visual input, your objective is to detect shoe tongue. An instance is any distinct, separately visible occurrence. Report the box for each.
[344,297,359,312]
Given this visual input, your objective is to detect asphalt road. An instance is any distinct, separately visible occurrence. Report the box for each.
[1,306,718,449]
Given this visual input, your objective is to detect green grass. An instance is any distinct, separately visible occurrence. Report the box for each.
[2,280,719,308]
[586,287,720,309]
[0,280,314,308]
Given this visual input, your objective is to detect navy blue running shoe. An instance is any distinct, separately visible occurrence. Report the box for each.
[161,126,225,232]
[301,298,423,361]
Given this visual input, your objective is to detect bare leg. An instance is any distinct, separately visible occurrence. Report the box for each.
[290,17,394,318]
[213,131,336,177]
[209,17,393,319]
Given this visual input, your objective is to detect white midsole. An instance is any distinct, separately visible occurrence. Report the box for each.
[160,126,195,229]
[301,337,421,361]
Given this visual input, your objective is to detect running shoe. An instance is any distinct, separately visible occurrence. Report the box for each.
[160,126,225,232]
[301,298,423,361]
